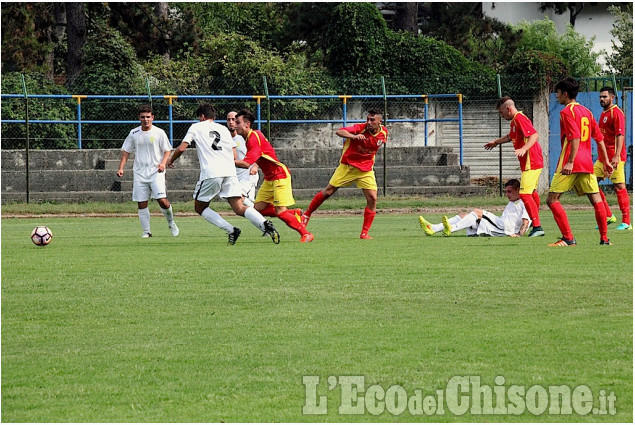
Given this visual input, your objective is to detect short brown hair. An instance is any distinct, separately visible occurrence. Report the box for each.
[236,109,256,125]
[496,96,513,110]
[504,178,521,191]
[138,104,153,115]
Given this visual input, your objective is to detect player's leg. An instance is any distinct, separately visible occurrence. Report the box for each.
[546,173,575,246]
[264,177,312,242]
[576,173,610,245]
[152,174,178,236]
[611,163,631,229]
[133,178,152,237]
[419,214,462,235]
[194,179,239,243]
[303,184,339,225]
[519,169,543,237]
[594,160,615,222]
[360,188,377,239]
[443,210,480,236]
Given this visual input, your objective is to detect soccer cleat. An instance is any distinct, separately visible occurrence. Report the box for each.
[300,233,314,243]
[615,223,632,230]
[441,215,451,237]
[141,232,152,238]
[301,213,310,227]
[607,214,617,225]
[263,220,280,244]
[527,226,545,237]
[418,215,435,236]
[359,232,373,240]
[547,237,577,247]
[228,227,241,245]
[169,222,180,237]
[599,239,613,245]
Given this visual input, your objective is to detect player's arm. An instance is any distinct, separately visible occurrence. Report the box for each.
[484,134,511,150]
[117,151,130,177]
[596,140,614,177]
[612,134,625,168]
[249,162,259,175]
[236,135,261,169]
[336,128,364,140]
[562,138,579,175]
[167,141,189,168]
[511,218,530,237]
[158,150,171,173]
[514,133,538,158]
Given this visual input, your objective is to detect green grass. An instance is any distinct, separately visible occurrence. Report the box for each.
[2,211,632,422]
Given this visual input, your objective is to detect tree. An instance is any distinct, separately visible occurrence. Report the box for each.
[606,4,633,77]
[392,3,419,34]
[540,3,585,27]
[65,3,86,87]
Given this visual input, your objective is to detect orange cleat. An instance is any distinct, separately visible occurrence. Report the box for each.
[300,233,314,243]
[360,232,373,240]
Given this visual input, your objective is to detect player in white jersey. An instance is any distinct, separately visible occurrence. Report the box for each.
[117,105,179,238]
[418,179,531,237]
[226,111,259,206]
[167,103,279,245]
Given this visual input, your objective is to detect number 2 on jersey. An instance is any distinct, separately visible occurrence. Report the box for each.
[209,131,222,150]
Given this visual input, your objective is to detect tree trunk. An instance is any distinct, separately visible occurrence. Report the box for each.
[66,2,86,87]
[393,3,419,34]
[154,2,171,62]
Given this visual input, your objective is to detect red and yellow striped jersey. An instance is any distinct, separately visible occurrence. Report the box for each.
[509,112,543,171]
[557,102,603,174]
[243,129,289,181]
[599,105,626,162]
[339,123,388,172]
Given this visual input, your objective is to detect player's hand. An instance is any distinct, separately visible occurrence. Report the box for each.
[611,154,620,169]
[249,167,258,175]
[167,160,175,169]
[117,170,124,178]
[157,163,166,173]
[562,162,574,175]
[510,233,521,238]
[484,141,497,150]
[603,162,614,178]
[514,148,526,158]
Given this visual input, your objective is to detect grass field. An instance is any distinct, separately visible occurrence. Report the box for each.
[1,208,632,422]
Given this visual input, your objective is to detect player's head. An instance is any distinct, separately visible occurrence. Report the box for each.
[554,77,580,104]
[366,108,383,133]
[235,109,256,137]
[599,86,615,109]
[496,96,516,121]
[196,103,216,121]
[138,104,154,130]
[504,179,521,201]
[226,111,238,133]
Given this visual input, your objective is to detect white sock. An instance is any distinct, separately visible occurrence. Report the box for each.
[244,206,266,231]
[201,207,234,233]
[138,207,151,234]
[243,197,254,208]
[161,205,174,224]
[451,212,478,233]
[431,215,460,233]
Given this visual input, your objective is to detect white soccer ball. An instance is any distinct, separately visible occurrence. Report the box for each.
[31,226,53,246]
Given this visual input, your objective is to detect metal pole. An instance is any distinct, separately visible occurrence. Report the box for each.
[21,74,30,203]
[165,96,176,146]
[146,77,152,108]
[381,76,387,197]
[496,73,503,197]
[423,95,428,147]
[458,94,464,166]
[263,76,270,140]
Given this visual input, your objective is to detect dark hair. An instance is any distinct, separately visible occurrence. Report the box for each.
[599,86,615,95]
[496,96,513,109]
[236,109,256,125]
[504,179,521,191]
[554,77,580,100]
[196,103,216,120]
[368,108,383,118]
[138,104,153,115]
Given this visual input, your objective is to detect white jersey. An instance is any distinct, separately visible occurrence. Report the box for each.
[500,199,530,235]
[182,120,237,180]
[233,133,259,185]
[121,125,172,180]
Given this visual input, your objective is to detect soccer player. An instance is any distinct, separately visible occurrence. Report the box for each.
[167,103,279,245]
[594,86,631,230]
[117,105,179,238]
[546,77,614,246]
[227,111,259,207]
[484,97,544,237]
[233,109,314,243]
[419,179,530,237]
[302,108,388,239]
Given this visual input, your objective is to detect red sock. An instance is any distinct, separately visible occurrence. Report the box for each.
[278,210,309,235]
[616,188,631,225]
[593,201,609,242]
[362,207,376,234]
[305,191,326,216]
[520,194,541,227]
[548,201,574,240]
[259,204,277,217]
[532,190,541,209]
[598,189,613,217]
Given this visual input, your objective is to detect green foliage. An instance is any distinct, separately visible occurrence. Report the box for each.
[503,50,566,94]
[606,4,633,77]
[513,18,602,77]
[0,73,75,149]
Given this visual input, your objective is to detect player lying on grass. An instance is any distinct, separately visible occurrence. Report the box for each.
[419,179,530,237]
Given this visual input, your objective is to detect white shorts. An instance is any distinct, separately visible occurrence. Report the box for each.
[474,210,506,237]
[240,179,257,202]
[132,172,167,202]
[194,176,242,202]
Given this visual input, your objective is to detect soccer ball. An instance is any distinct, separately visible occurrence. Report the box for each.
[31,226,53,246]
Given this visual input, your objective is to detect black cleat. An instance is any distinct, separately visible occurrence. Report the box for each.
[599,239,613,246]
[228,227,241,245]
[263,220,280,244]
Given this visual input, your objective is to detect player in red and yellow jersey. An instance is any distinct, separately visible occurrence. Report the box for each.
[546,77,614,246]
[594,86,631,230]
[302,109,387,239]
[234,109,313,243]
[485,97,544,237]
